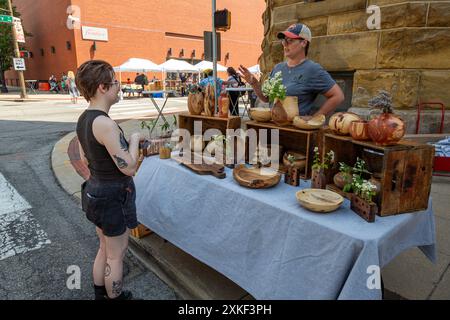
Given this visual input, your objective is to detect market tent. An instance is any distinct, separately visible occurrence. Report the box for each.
[113,58,161,72]
[158,59,198,72]
[248,64,261,74]
[194,60,227,72]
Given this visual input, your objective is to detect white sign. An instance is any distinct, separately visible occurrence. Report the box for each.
[13,17,25,43]
[82,26,108,41]
[13,58,26,71]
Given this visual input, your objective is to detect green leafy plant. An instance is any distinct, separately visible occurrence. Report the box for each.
[349,158,373,195]
[140,119,157,139]
[339,162,353,193]
[353,157,371,176]
[287,154,296,164]
[261,71,286,103]
[353,179,377,202]
[312,147,335,171]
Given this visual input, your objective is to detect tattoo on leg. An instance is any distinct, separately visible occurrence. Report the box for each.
[119,132,129,152]
[112,280,123,296]
[113,155,128,169]
[105,263,111,277]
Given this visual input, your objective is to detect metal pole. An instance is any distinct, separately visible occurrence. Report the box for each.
[212,0,217,114]
[7,0,27,99]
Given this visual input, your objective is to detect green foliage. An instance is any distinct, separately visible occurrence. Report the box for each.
[261,71,286,103]
[349,158,374,198]
[312,147,335,171]
[0,1,30,72]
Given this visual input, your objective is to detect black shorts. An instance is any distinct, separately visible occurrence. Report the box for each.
[81,176,138,237]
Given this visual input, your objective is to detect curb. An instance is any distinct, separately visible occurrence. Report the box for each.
[51,131,84,201]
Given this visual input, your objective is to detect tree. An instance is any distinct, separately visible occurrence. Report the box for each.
[0,0,30,93]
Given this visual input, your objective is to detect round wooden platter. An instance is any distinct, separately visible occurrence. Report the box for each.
[296,188,344,213]
[233,164,281,189]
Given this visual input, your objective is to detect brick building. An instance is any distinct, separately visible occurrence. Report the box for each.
[6,0,265,85]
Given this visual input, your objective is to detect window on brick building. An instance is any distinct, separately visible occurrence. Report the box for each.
[51,46,56,54]
[40,48,44,56]
[66,41,71,50]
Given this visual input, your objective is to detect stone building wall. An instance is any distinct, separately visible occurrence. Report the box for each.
[260,0,450,133]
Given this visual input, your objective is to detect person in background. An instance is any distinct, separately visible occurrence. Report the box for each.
[67,71,80,103]
[49,75,60,93]
[199,69,229,97]
[226,67,245,116]
[61,73,68,94]
[239,23,344,119]
[76,60,145,300]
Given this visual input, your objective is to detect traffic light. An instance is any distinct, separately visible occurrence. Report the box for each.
[214,9,231,31]
[20,51,30,58]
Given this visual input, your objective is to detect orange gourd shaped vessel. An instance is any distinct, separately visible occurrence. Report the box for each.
[367,113,405,146]
[350,120,370,141]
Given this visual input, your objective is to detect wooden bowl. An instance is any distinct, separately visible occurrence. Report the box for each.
[296,189,344,213]
[282,151,306,169]
[292,114,326,130]
[233,164,281,189]
[249,107,272,122]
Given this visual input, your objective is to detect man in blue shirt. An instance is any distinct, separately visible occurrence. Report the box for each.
[239,23,344,118]
[199,69,228,97]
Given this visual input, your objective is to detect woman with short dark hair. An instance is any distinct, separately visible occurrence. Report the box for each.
[76,60,144,300]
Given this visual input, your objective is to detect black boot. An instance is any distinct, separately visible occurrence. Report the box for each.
[107,290,133,300]
[94,284,108,300]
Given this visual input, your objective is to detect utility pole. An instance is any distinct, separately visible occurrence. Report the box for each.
[212,0,217,113]
[7,0,27,99]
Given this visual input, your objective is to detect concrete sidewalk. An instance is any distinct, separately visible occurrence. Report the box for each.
[51,117,450,300]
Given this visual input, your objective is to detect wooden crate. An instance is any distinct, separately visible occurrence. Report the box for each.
[178,112,241,136]
[130,224,152,239]
[245,121,320,179]
[322,132,435,216]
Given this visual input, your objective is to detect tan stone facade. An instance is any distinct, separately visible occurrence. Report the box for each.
[261,0,450,120]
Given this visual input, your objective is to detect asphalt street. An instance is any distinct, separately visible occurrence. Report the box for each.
[0,98,185,299]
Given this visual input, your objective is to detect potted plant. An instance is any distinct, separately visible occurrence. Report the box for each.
[159,142,173,159]
[262,71,298,126]
[311,147,334,189]
[367,90,406,145]
[350,179,378,222]
[284,154,302,186]
[334,162,353,191]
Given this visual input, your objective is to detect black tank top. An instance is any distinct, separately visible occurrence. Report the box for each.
[76,110,128,180]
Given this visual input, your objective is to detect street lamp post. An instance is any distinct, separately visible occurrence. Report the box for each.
[212,0,217,114]
[7,0,27,99]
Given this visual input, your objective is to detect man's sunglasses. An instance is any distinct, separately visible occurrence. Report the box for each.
[281,37,305,46]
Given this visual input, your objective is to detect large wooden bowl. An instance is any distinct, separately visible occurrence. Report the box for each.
[292,114,326,130]
[233,164,281,189]
[296,189,344,213]
[282,151,306,170]
[249,107,272,122]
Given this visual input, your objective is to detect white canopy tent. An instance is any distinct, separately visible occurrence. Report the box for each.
[113,58,161,84]
[248,64,261,74]
[113,58,161,72]
[158,59,198,72]
[194,60,227,72]
[158,59,199,95]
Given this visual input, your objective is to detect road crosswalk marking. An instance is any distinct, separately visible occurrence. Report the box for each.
[0,172,51,261]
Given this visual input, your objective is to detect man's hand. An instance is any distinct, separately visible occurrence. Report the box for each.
[238,65,257,85]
